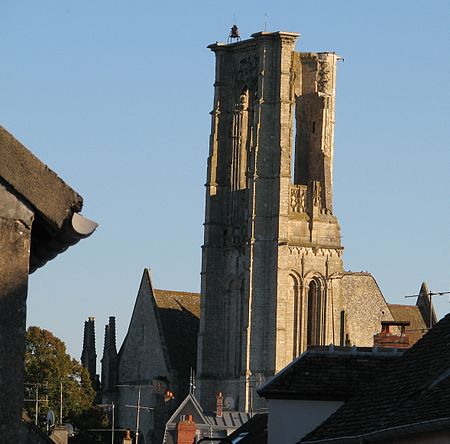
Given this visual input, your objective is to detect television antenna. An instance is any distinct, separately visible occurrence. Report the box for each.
[24,382,48,426]
[189,367,196,395]
[98,403,115,444]
[118,384,155,444]
[405,289,450,329]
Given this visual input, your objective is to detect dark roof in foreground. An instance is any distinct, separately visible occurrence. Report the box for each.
[258,346,402,401]
[301,314,450,443]
[0,126,97,272]
[223,413,268,444]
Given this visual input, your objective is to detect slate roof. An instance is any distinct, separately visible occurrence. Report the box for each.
[206,411,252,429]
[223,413,268,444]
[301,314,450,443]
[388,303,428,345]
[153,288,200,396]
[258,346,402,401]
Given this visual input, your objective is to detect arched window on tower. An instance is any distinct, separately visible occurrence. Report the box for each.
[234,280,245,376]
[224,281,234,375]
[231,87,250,191]
[307,278,324,346]
[289,274,301,359]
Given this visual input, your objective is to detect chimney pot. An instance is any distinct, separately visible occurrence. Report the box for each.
[216,392,223,418]
[374,321,410,349]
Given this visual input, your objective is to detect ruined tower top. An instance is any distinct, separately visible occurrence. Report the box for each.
[198,30,343,412]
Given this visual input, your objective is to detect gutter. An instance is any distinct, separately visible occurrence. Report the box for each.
[30,211,98,273]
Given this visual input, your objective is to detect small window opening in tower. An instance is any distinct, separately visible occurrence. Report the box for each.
[291,96,309,185]
[312,121,316,134]
[291,99,298,182]
[340,310,346,346]
[231,87,250,190]
[307,279,323,346]
[290,274,301,359]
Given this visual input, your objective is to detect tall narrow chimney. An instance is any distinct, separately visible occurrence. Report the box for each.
[216,392,223,418]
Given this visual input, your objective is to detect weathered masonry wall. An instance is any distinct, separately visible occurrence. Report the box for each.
[198,32,346,412]
[197,31,396,413]
[0,182,34,440]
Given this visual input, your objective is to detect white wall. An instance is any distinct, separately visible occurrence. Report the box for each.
[268,399,344,444]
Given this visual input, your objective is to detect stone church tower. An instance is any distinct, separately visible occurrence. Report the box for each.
[76,31,431,434]
[198,31,358,411]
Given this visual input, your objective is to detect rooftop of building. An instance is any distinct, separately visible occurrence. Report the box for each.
[224,413,268,444]
[301,313,450,443]
[148,278,200,394]
[258,345,402,401]
[165,393,253,438]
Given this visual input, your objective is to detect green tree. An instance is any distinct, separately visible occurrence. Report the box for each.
[24,326,95,428]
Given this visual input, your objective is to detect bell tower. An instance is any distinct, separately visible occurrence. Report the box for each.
[197,31,343,411]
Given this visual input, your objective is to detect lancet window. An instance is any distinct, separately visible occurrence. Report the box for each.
[306,278,325,346]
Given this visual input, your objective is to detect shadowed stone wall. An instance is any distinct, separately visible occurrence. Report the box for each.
[0,182,33,440]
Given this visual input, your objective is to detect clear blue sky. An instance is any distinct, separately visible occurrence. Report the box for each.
[1,1,449,360]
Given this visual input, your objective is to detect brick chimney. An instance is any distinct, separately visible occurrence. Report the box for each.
[216,392,223,418]
[122,429,132,444]
[374,321,410,349]
[176,415,196,444]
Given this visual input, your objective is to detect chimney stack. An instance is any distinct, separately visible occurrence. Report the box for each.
[176,415,196,444]
[374,321,410,349]
[123,430,132,444]
[216,392,223,418]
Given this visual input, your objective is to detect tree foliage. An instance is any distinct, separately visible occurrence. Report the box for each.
[24,326,95,427]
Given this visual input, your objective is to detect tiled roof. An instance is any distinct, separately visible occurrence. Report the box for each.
[301,314,450,443]
[224,413,268,444]
[153,289,200,318]
[258,346,401,401]
[153,289,200,396]
[388,303,427,345]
